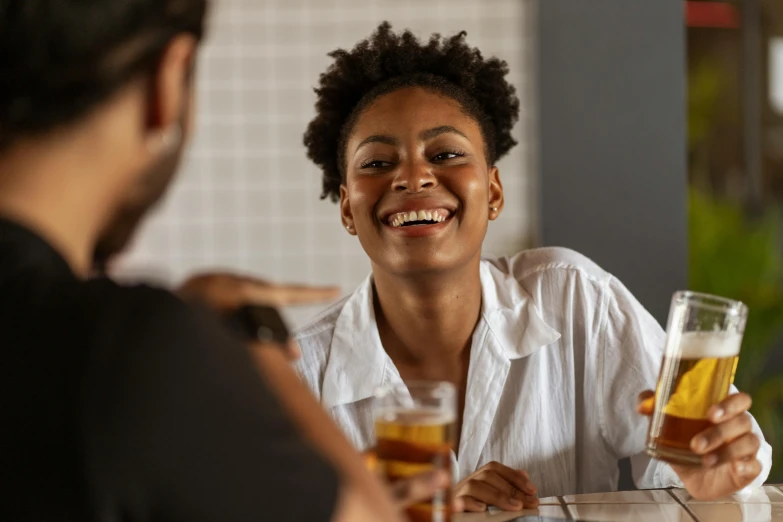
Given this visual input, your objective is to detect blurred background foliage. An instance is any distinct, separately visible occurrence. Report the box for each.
[688,31,783,480]
[689,190,783,479]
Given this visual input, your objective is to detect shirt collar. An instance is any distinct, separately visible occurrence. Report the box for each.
[321,275,398,409]
[0,216,75,283]
[479,260,562,360]
[320,259,561,409]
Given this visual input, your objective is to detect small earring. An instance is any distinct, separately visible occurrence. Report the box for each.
[491,207,498,212]
[345,225,353,232]
[146,123,182,156]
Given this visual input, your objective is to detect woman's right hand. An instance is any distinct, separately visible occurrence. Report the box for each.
[454,461,539,512]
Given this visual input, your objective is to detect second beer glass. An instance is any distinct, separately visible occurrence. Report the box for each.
[374,381,456,522]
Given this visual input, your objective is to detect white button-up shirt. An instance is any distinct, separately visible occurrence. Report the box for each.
[294,247,772,497]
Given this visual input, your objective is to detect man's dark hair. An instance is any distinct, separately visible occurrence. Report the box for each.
[303,21,520,203]
[0,0,209,151]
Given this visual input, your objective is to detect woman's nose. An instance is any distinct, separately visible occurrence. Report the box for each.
[391,162,438,193]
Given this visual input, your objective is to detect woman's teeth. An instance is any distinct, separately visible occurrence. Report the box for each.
[389,209,449,228]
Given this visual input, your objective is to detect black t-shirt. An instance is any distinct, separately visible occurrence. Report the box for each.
[0,218,340,521]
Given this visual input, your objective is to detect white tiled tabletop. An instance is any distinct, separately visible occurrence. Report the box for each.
[671,485,783,504]
[454,485,783,522]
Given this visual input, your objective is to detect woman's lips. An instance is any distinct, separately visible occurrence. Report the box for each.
[385,208,453,227]
[381,209,455,237]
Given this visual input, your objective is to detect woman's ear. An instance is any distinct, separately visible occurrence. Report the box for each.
[340,185,356,235]
[488,166,504,220]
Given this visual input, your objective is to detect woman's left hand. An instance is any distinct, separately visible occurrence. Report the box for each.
[638,390,762,500]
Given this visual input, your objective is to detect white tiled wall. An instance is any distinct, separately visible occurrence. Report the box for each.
[116,0,536,327]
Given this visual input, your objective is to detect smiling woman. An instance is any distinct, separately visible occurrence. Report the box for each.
[295,22,773,513]
[339,85,502,273]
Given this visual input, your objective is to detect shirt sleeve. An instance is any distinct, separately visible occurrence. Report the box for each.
[597,277,772,490]
[83,287,341,522]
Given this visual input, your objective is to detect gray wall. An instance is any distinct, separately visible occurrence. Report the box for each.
[535,0,688,326]
[535,0,688,490]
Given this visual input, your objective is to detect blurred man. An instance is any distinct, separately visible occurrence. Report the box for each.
[0,1,435,520]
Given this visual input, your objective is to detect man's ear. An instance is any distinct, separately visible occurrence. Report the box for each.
[144,34,197,155]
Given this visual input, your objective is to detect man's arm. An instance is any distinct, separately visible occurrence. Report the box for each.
[253,347,402,522]
[176,273,448,521]
[84,288,401,522]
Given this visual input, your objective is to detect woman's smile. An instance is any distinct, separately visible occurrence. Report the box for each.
[380,201,458,238]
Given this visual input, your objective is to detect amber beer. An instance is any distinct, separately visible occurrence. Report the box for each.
[647,292,747,466]
[374,383,456,522]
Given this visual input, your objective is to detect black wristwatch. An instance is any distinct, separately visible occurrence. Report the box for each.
[224,305,291,345]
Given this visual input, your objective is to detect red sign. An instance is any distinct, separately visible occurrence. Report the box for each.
[686,1,740,29]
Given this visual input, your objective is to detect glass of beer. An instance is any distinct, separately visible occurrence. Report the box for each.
[373,381,456,522]
[646,291,747,466]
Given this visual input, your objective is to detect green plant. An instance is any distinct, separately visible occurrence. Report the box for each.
[689,189,783,481]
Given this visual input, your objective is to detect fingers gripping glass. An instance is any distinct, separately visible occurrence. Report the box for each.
[373,381,457,522]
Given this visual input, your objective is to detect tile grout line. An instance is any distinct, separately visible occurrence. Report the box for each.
[556,496,575,521]
[665,489,701,522]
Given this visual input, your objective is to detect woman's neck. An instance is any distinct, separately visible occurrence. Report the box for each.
[371,257,483,372]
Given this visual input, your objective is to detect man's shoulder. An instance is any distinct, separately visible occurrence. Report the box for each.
[86,278,185,311]
[1,272,190,338]
[92,281,241,370]
[20,278,225,369]
[79,279,200,340]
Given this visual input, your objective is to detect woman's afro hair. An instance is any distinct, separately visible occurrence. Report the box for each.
[303,22,520,202]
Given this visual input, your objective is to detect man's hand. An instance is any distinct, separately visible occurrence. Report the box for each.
[178,272,339,360]
[390,470,463,512]
[638,390,762,500]
[453,461,538,512]
[363,452,464,514]
[178,271,339,310]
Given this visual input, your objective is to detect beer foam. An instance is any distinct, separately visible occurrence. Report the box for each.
[376,407,456,426]
[672,331,742,359]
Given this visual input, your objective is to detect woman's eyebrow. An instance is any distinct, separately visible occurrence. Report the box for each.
[354,126,469,155]
[419,125,469,141]
[355,135,398,153]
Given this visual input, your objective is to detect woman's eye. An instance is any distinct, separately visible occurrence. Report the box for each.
[432,151,464,162]
[361,160,392,169]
